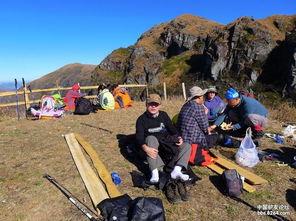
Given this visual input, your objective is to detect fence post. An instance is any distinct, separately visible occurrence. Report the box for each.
[182,82,186,101]
[23,83,29,112]
[56,80,60,95]
[146,86,149,97]
[163,82,167,101]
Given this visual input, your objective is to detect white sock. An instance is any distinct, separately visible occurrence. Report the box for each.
[150,168,159,183]
[171,165,189,181]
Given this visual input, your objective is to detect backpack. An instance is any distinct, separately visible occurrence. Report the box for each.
[239,89,255,98]
[97,194,166,221]
[222,169,243,197]
[189,144,214,166]
[74,97,92,115]
[30,95,64,119]
[188,135,220,166]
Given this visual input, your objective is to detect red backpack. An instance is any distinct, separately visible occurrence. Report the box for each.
[189,144,215,166]
[239,89,255,98]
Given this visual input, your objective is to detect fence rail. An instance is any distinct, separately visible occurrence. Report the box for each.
[0,84,147,108]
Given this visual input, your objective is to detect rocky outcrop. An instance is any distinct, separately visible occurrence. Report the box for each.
[92,14,296,98]
[205,16,278,85]
[258,29,296,97]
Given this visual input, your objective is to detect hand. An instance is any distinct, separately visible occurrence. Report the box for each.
[208,125,217,132]
[143,145,158,159]
[220,122,233,130]
[225,125,233,130]
[176,137,183,146]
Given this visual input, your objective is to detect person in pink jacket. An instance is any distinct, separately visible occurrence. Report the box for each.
[64,84,85,111]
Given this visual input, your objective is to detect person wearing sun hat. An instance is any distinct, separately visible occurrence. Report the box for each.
[177,86,209,146]
[135,94,191,185]
[204,86,226,123]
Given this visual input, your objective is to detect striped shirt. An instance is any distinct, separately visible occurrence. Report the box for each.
[177,100,209,145]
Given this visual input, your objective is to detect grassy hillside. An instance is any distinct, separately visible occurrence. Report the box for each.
[28,63,96,90]
[0,97,295,221]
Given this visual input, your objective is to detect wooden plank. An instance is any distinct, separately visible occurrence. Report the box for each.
[210,149,268,185]
[207,164,256,193]
[65,133,109,213]
[75,133,122,198]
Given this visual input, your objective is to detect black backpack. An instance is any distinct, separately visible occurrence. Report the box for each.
[97,194,166,221]
[74,97,92,115]
[222,169,243,197]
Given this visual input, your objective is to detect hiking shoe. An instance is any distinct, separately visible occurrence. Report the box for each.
[164,180,182,204]
[176,180,191,201]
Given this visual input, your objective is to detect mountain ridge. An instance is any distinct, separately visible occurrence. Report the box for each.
[28,63,96,90]
[92,13,296,98]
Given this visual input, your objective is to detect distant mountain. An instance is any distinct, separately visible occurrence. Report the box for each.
[92,13,296,98]
[0,82,15,91]
[28,63,96,90]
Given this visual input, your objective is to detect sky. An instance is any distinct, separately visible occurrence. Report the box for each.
[0,0,295,83]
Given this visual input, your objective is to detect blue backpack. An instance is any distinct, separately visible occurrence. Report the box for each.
[222,169,243,197]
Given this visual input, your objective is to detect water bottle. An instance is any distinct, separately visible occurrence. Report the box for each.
[111,172,121,185]
[274,134,284,144]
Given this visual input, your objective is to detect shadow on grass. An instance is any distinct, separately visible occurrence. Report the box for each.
[209,175,226,195]
[116,134,150,176]
[286,189,296,210]
[262,146,296,168]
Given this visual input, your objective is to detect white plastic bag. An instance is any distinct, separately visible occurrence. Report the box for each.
[235,128,259,167]
[282,125,296,141]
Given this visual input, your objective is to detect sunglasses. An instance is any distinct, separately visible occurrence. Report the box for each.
[147,102,160,107]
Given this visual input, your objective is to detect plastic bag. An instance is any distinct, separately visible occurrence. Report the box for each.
[282,125,296,141]
[235,128,259,167]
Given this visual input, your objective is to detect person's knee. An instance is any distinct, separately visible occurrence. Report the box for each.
[181,142,191,152]
[246,114,263,127]
[145,135,159,148]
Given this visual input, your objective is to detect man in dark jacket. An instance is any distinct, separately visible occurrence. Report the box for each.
[136,94,191,183]
[209,88,268,139]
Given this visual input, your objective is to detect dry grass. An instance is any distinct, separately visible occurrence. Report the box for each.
[0,98,295,221]
[268,102,296,124]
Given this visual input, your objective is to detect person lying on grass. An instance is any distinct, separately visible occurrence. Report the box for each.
[135,94,191,183]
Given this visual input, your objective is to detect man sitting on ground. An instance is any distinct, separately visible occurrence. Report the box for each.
[209,88,268,139]
[135,94,191,183]
[177,86,209,147]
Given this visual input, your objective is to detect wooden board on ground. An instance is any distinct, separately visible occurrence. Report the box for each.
[207,164,256,193]
[75,133,121,198]
[210,149,268,185]
[65,133,109,213]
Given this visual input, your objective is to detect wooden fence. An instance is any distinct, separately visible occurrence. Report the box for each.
[0,82,188,110]
[0,84,148,109]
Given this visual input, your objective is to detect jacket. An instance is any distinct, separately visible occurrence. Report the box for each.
[214,95,268,130]
[204,95,226,121]
[98,89,115,110]
[64,84,85,110]
[177,100,209,145]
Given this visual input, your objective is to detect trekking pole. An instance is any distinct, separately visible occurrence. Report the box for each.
[14,79,20,120]
[230,196,290,221]
[43,174,101,221]
[22,78,28,119]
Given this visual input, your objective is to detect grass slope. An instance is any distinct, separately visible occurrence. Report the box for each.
[0,98,295,221]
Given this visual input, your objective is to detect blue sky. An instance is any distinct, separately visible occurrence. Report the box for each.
[0,0,295,83]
